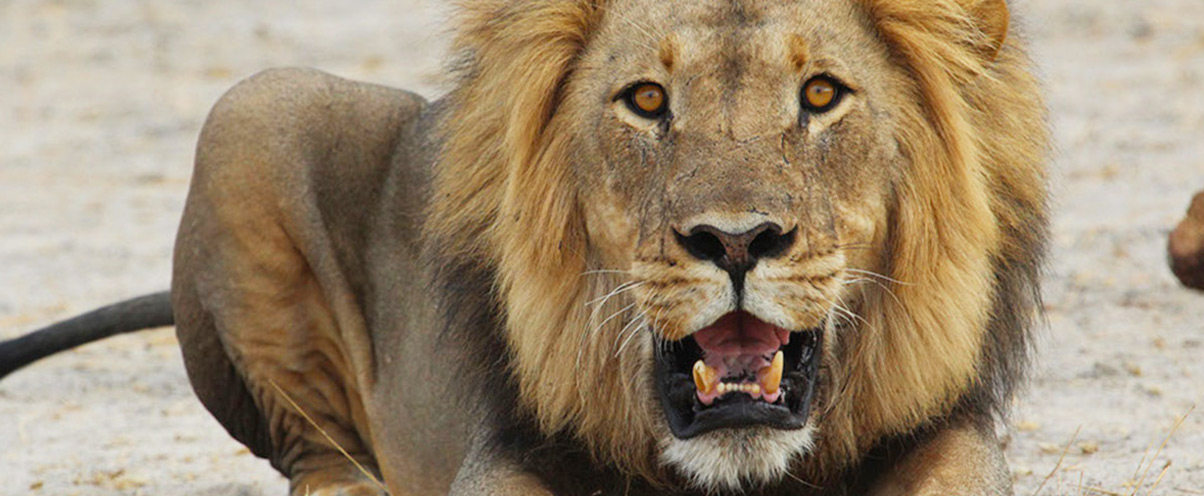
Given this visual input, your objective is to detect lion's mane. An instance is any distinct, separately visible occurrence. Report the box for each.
[424,0,1048,483]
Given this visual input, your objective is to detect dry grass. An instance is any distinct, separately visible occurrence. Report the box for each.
[1032,425,1081,496]
[1129,406,1194,496]
[1031,406,1196,496]
[269,380,388,493]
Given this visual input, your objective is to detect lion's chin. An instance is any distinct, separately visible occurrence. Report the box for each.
[660,425,816,492]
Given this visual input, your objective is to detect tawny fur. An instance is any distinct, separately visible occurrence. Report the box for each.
[427,0,1048,486]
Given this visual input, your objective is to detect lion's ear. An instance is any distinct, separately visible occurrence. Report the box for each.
[958,0,1009,61]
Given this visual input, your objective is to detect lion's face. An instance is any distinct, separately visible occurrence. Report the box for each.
[438,0,1040,491]
[566,0,897,487]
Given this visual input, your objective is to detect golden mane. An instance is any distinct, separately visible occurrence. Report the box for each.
[426,0,1049,482]
[820,0,1049,469]
[428,0,666,480]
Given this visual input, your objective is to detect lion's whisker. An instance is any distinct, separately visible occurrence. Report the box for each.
[836,308,862,331]
[591,302,637,337]
[585,284,625,339]
[826,307,856,331]
[639,306,670,357]
[825,297,868,329]
[829,285,873,334]
[578,280,639,370]
[579,268,633,278]
[840,278,873,286]
[840,274,904,307]
[614,315,649,358]
[616,292,652,352]
[844,268,913,286]
[821,295,879,420]
[616,310,647,342]
[586,281,646,308]
[579,298,639,371]
[784,469,823,491]
[581,280,643,360]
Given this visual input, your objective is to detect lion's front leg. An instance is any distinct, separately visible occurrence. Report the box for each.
[868,420,1013,496]
[447,432,554,496]
[449,465,554,496]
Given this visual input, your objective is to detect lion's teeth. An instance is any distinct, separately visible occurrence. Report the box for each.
[760,351,784,395]
[693,360,718,395]
[697,356,779,399]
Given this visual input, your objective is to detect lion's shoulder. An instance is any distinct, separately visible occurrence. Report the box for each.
[193,67,434,234]
[200,67,429,174]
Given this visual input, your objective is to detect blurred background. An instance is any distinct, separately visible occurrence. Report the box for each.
[0,0,1201,494]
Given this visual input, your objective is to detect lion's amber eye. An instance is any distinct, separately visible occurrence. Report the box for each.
[802,76,842,112]
[624,82,668,119]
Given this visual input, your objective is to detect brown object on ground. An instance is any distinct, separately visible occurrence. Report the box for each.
[1169,191,1204,290]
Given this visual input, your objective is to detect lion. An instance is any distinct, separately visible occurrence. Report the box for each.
[0,0,1050,494]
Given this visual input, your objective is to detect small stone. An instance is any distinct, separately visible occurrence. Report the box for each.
[1038,442,1063,454]
[1078,441,1100,455]
[1168,191,1204,291]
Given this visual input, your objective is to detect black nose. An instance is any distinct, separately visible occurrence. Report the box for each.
[674,222,796,287]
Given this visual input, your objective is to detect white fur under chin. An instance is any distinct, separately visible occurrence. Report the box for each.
[660,425,815,493]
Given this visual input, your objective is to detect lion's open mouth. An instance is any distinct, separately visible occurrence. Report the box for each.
[654,311,821,439]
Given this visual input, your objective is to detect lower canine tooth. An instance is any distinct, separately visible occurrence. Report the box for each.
[760,351,784,395]
[693,360,718,395]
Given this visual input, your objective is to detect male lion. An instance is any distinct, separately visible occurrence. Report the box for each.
[0,0,1049,494]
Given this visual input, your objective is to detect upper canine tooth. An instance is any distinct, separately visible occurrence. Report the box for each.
[693,360,718,395]
[760,351,784,395]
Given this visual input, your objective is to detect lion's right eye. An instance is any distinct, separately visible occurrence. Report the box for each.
[621,82,669,119]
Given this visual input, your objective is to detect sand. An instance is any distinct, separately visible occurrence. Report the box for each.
[1,0,1201,494]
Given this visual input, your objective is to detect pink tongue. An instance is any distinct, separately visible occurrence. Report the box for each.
[693,311,790,374]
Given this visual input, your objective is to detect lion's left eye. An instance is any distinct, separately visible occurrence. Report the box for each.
[801,76,846,113]
[621,82,669,119]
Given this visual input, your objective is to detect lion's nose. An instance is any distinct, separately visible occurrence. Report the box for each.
[674,222,796,285]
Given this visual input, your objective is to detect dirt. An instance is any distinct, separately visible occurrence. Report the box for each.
[1,1,1201,495]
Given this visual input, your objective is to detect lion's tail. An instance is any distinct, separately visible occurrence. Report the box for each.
[0,291,173,380]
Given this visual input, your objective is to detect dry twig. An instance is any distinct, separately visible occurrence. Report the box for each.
[269,380,388,493]
[1032,425,1081,496]
[1130,405,1194,496]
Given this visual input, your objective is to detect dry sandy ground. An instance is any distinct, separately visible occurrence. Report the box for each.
[1,1,1201,495]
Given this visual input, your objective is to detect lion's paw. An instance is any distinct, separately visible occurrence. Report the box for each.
[306,486,386,496]
[291,473,388,496]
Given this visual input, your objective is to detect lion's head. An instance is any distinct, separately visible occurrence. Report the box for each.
[429,0,1048,491]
